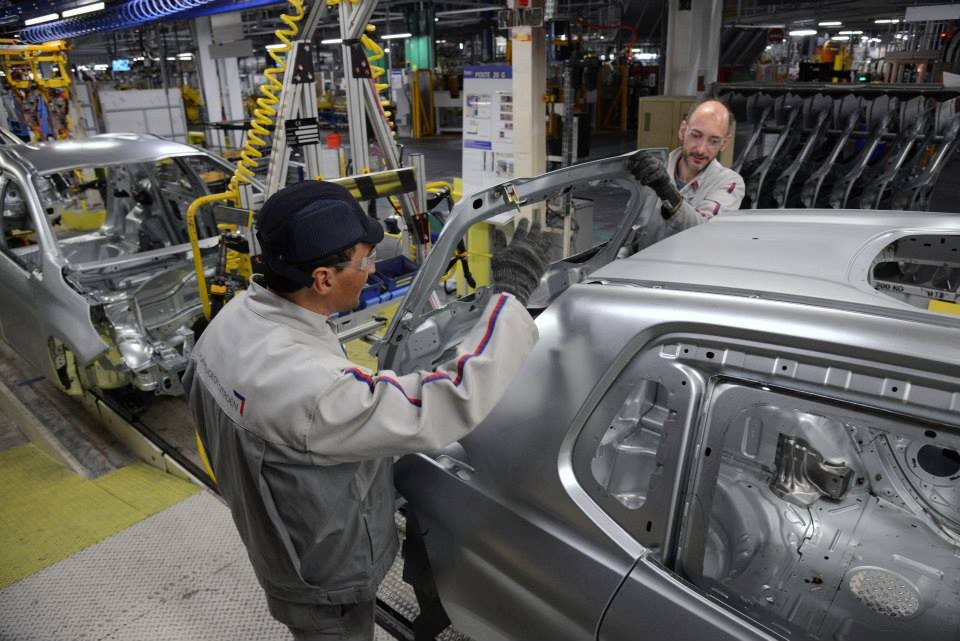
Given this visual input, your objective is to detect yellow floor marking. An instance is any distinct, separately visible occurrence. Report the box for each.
[0,444,200,589]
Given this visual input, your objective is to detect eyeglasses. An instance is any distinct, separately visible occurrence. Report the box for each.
[685,129,728,150]
[335,248,377,271]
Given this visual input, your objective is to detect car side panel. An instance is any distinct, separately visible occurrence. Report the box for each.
[0,252,51,373]
[396,454,634,641]
[600,559,774,641]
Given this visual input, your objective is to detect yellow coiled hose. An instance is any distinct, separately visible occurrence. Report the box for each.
[229,0,304,192]
[185,0,304,320]
[360,29,395,145]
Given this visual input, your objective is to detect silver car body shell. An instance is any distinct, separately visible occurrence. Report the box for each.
[383,151,960,641]
[0,134,253,392]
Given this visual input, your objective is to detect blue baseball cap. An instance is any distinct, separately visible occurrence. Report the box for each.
[256,181,384,287]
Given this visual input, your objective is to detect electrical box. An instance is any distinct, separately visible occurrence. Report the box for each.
[636,95,695,149]
[637,98,676,149]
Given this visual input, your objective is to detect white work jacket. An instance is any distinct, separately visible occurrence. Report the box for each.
[184,279,537,605]
[661,147,745,235]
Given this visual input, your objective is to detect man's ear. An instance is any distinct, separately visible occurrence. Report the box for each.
[678,120,687,144]
[309,266,336,294]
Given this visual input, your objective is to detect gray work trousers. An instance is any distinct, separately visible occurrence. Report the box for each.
[266,595,375,641]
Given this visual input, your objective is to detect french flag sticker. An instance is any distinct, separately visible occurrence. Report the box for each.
[233,390,246,416]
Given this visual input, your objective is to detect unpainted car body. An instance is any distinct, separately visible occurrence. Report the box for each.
[0,133,258,396]
[382,151,960,641]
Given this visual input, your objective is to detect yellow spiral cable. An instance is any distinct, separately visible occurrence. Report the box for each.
[186,0,304,320]
[360,28,396,146]
[229,0,304,193]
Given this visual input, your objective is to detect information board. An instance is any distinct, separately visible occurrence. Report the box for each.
[462,65,514,197]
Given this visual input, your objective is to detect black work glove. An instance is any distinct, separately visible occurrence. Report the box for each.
[633,152,683,219]
[491,218,552,306]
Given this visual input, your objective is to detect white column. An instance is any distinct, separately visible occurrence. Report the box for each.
[511,24,546,183]
[211,13,247,149]
[195,17,226,149]
[664,0,723,96]
[218,56,245,148]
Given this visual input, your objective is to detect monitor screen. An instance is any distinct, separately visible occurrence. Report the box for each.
[111,59,131,72]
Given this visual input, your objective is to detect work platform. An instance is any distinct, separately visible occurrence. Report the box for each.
[0,340,465,641]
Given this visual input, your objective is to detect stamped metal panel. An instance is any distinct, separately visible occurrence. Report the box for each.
[0,154,107,374]
[3,134,207,174]
[589,287,960,641]
[395,288,653,641]
[593,209,960,319]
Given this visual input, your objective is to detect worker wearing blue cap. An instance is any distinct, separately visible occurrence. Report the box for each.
[184,180,550,640]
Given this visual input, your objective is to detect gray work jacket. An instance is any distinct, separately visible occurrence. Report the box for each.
[184,280,537,605]
[663,147,745,234]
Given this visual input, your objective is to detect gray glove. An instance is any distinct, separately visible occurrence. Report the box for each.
[633,152,683,218]
[491,218,552,306]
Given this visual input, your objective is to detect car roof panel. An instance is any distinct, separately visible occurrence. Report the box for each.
[1,134,206,174]
[592,209,960,314]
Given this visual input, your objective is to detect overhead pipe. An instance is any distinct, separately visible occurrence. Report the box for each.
[19,0,227,43]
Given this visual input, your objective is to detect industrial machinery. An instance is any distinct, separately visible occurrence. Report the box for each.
[184,0,441,344]
[717,83,960,211]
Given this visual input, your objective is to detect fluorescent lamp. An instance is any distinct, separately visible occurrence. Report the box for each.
[788,29,818,37]
[132,56,144,61]
[177,53,193,60]
[24,13,59,26]
[166,56,176,61]
[831,35,850,41]
[93,63,108,70]
[875,18,900,24]
[633,53,657,61]
[436,40,447,44]
[818,21,842,26]
[320,38,342,44]
[838,30,863,35]
[266,43,286,50]
[381,32,412,40]
[62,2,104,18]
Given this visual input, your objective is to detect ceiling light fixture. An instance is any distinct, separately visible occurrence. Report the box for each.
[818,21,842,26]
[788,29,818,37]
[62,2,104,18]
[831,35,850,41]
[320,38,342,45]
[24,13,59,26]
[381,32,412,40]
[875,18,900,24]
[838,30,863,35]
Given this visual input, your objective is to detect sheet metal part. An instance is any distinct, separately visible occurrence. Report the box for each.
[715,83,960,211]
[770,433,853,507]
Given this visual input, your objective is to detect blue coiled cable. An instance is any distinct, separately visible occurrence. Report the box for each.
[20,0,219,43]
